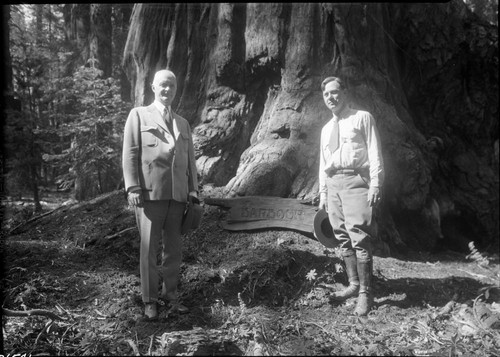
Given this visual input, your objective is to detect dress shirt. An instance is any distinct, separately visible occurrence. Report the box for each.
[153,100,167,116]
[319,106,384,195]
[153,101,176,135]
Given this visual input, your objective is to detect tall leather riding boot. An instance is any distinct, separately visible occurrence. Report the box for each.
[354,258,373,316]
[331,252,360,300]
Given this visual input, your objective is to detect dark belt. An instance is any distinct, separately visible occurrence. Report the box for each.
[326,168,367,177]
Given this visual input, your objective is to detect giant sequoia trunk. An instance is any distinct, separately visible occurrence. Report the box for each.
[122,3,498,253]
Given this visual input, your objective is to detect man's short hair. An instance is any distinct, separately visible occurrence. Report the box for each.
[321,76,346,91]
[152,69,176,85]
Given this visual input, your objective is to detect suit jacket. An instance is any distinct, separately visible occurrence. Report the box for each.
[122,103,198,202]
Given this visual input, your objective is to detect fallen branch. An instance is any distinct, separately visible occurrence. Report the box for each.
[8,190,123,236]
[86,227,136,246]
[458,268,496,283]
[2,307,66,321]
[126,339,141,356]
[8,206,68,235]
[302,320,332,335]
[105,227,136,240]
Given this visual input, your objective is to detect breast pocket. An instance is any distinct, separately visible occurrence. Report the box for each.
[140,126,158,147]
[179,131,189,142]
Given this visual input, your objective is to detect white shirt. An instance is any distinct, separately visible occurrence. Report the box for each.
[153,100,167,115]
[153,101,178,137]
[319,106,384,195]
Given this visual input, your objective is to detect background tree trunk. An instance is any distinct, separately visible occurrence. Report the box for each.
[90,4,112,78]
[34,4,43,46]
[69,4,90,68]
[69,3,91,202]
[113,4,133,102]
[122,3,498,253]
[1,5,12,99]
[1,5,12,203]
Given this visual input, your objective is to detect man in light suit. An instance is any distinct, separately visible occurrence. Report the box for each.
[122,69,198,320]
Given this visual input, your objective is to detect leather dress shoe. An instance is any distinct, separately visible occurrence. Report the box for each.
[144,302,158,320]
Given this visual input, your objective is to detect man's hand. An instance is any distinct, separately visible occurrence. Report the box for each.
[188,195,200,205]
[318,193,327,212]
[188,191,199,205]
[367,186,381,207]
[127,190,143,207]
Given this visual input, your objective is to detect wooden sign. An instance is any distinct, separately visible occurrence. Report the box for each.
[204,196,318,234]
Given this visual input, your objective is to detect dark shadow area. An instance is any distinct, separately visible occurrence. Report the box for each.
[387,245,500,267]
[182,248,339,309]
[1,238,140,313]
[440,212,489,253]
[372,275,489,310]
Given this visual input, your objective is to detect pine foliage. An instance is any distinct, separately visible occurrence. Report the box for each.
[4,4,131,201]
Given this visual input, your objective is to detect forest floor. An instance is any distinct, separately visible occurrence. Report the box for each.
[1,188,499,356]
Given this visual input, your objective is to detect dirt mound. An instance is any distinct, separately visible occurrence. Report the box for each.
[2,189,499,355]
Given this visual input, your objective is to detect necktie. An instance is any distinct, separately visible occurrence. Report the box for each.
[329,118,339,153]
[163,107,174,135]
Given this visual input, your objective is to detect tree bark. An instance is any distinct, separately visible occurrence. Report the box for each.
[30,164,42,212]
[122,3,498,253]
[90,4,112,78]
[69,4,90,69]
[34,4,43,46]
[1,5,12,98]
[114,4,133,102]
[1,5,12,198]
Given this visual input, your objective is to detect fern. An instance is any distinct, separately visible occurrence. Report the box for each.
[466,241,490,267]
[237,292,247,314]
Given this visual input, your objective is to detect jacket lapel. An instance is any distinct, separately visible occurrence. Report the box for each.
[147,104,185,140]
[147,104,169,133]
[171,113,183,140]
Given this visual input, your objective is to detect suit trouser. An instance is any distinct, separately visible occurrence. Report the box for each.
[326,172,376,260]
[134,199,185,303]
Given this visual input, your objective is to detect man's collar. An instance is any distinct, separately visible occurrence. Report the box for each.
[153,101,170,114]
[333,104,351,120]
